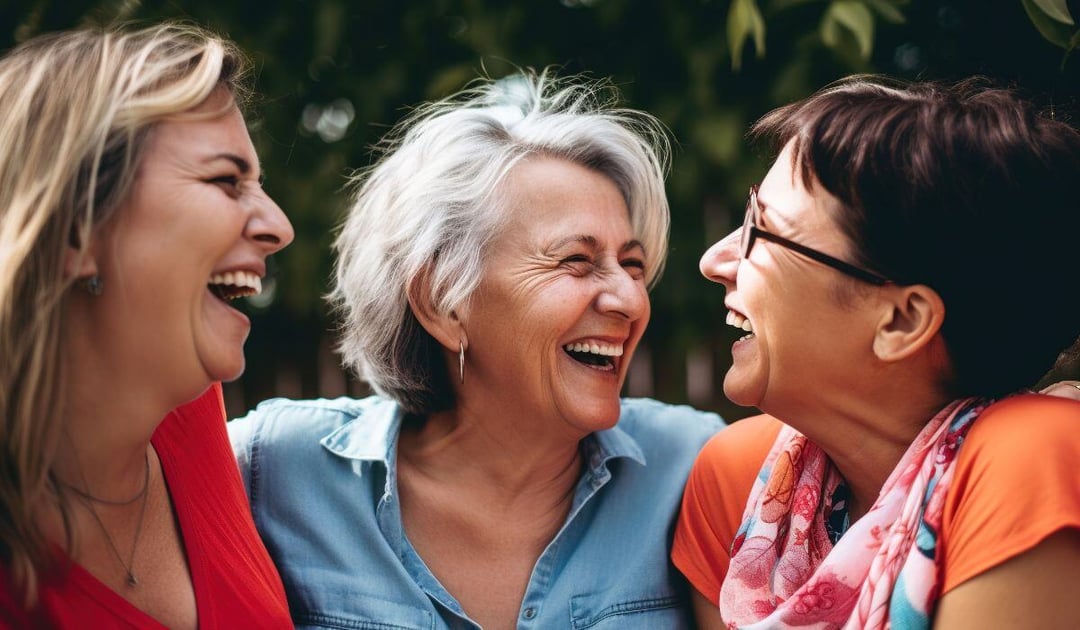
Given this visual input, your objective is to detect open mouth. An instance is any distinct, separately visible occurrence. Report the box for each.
[563,341,623,371]
[208,270,262,302]
[727,310,755,341]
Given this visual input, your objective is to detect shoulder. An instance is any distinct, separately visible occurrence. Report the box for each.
[228,395,388,450]
[963,393,1080,448]
[952,393,1080,482]
[616,397,726,449]
[694,414,783,475]
[940,394,1080,593]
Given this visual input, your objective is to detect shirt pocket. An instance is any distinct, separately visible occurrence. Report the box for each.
[292,593,435,630]
[569,592,688,630]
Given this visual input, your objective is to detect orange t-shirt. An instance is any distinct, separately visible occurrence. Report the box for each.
[672,394,1080,604]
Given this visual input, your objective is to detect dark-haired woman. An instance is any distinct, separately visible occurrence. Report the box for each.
[675,77,1080,629]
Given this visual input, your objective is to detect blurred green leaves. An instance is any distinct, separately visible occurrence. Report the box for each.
[5,0,1075,414]
[728,0,766,69]
[1023,0,1080,67]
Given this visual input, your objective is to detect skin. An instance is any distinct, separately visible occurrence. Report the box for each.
[400,156,650,630]
[50,89,293,629]
[691,142,1080,628]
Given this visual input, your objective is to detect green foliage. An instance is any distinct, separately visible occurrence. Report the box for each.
[1023,0,1080,64]
[3,1,1076,417]
[728,0,766,70]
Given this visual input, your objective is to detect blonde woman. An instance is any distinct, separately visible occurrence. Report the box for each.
[0,23,293,628]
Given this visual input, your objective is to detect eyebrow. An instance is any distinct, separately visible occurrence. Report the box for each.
[548,235,647,255]
[205,152,254,174]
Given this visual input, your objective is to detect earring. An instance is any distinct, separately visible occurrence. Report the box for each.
[459,341,465,384]
[81,275,104,296]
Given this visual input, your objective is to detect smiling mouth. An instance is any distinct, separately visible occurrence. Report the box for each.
[726,310,755,341]
[563,342,623,370]
[208,271,262,302]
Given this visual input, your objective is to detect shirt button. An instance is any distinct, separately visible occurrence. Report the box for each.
[523,607,536,619]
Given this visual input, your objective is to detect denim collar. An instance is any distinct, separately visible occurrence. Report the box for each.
[318,397,647,472]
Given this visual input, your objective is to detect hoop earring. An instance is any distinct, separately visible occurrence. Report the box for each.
[81,275,104,296]
[459,341,465,385]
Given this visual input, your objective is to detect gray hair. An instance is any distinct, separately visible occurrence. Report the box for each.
[330,70,671,414]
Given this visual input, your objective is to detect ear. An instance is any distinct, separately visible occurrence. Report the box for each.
[872,284,945,363]
[63,243,99,281]
[406,266,467,352]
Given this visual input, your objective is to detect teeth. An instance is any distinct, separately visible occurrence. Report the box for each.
[209,270,262,294]
[208,270,262,300]
[563,341,624,357]
[726,310,754,334]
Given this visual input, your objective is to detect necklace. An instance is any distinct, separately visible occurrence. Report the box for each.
[61,451,150,506]
[70,451,152,587]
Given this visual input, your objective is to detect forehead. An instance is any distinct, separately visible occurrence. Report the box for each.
[498,156,635,244]
[758,141,840,230]
[142,98,256,167]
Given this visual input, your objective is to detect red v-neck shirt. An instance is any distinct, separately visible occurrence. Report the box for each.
[1,384,291,629]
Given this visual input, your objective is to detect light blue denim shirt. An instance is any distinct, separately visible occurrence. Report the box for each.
[229,396,724,629]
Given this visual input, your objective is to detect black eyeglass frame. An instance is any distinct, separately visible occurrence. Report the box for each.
[741,185,891,286]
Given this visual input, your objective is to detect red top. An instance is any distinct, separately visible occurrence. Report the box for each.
[0,384,291,629]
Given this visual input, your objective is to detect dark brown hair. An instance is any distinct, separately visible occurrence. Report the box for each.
[752,75,1080,397]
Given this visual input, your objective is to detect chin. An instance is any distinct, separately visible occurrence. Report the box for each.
[723,373,761,409]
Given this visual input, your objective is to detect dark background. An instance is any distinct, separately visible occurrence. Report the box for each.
[5,0,1078,421]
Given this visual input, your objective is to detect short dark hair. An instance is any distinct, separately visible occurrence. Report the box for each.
[752,75,1080,397]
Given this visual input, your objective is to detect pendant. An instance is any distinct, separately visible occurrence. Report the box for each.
[126,572,138,587]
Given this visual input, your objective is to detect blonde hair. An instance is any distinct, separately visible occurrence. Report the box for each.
[0,21,248,602]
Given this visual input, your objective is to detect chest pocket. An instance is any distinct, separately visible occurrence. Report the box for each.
[292,593,435,630]
[570,593,689,629]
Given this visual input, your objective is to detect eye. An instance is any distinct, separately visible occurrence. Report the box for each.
[621,257,646,279]
[208,174,241,196]
[560,254,593,273]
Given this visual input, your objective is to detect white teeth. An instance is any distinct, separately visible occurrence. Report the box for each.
[208,270,262,294]
[727,310,754,334]
[564,342,624,357]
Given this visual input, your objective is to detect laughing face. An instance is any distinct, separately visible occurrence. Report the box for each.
[460,157,650,439]
[83,89,294,400]
[699,142,877,414]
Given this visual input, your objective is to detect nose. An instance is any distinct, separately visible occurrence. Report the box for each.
[700,227,741,287]
[247,191,295,254]
[596,266,650,322]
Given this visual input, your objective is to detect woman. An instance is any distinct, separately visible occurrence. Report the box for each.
[674,77,1080,628]
[0,23,294,627]
[229,71,724,629]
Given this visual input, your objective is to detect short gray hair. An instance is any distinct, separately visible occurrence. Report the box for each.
[330,69,671,414]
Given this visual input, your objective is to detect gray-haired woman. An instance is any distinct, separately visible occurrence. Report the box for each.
[229,70,723,629]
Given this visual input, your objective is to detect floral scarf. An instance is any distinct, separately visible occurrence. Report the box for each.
[719,397,990,629]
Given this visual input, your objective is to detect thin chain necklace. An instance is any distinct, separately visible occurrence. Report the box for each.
[70,451,152,587]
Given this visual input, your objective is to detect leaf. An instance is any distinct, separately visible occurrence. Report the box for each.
[1033,0,1075,24]
[727,0,767,70]
[1023,0,1076,47]
[821,0,875,59]
[865,0,908,24]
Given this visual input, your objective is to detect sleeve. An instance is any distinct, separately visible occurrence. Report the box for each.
[940,394,1080,594]
[671,414,783,603]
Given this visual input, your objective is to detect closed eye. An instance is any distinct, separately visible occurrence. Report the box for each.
[208,174,242,197]
[621,258,646,279]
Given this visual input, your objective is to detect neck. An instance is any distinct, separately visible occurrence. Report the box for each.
[400,405,583,505]
[53,362,184,502]
[772,371,953,522]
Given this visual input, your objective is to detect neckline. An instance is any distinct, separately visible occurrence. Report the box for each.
[64,412,205,626]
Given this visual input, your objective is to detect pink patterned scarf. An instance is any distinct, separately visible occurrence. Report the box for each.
[719,397,989,629]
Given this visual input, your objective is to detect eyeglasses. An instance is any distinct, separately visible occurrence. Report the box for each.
[741,185,891,286]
